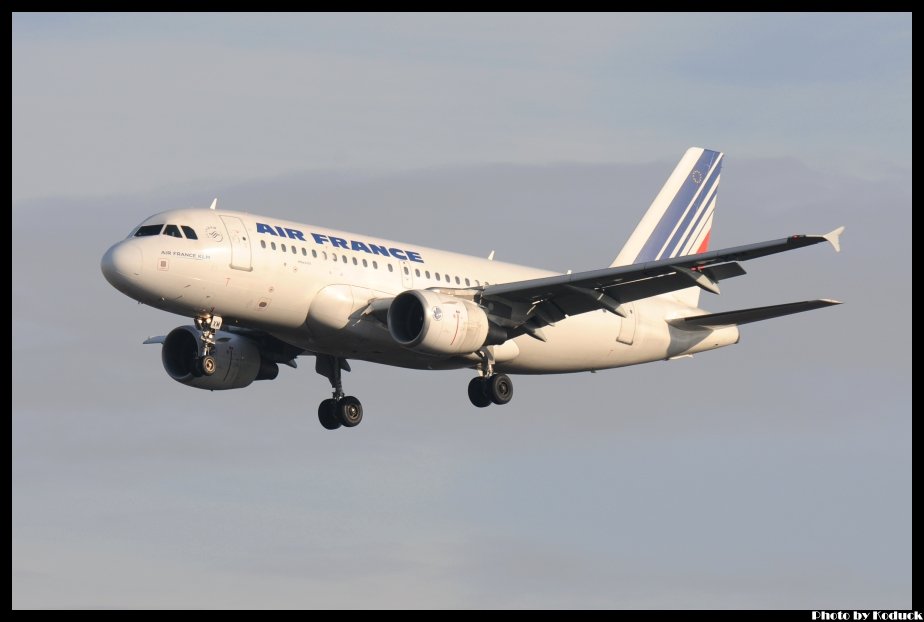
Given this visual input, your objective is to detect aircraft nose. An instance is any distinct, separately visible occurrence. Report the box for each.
[101,241,143,286]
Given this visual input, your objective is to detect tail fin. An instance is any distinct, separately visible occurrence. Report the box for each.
[611,147,723,307]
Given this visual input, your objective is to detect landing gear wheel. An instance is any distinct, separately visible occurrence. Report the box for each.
[468,377,492,408]
[199,355,217,376]
[488,374,513,405]
[339,396,363,427]
[318,399,341,430]
[193,314,222,375]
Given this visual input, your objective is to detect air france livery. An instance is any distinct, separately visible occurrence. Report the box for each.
[101,147,844,430]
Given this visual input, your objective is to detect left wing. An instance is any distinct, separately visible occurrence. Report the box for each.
[478,228,844,333]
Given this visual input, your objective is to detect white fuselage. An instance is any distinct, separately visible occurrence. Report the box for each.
[102,208,738,374]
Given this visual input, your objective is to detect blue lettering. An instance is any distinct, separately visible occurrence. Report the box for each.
[261,227,425,263]
[369,244,390,257]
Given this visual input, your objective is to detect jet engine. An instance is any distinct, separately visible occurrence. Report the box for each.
[387,290,507,356]
[161,326,279,390]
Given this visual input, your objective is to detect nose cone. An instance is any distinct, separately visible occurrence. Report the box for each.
[101,242,143,290]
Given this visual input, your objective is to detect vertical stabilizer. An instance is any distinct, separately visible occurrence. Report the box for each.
[611,147,723,307]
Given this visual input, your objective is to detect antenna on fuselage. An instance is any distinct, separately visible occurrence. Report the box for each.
[487,250,495,261]
[209,198,218,210]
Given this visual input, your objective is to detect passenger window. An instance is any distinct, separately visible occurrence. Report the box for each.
[415,269,421,277]
[332,253,337,261]
[352,257,357,265]
[302,247,307,256]
[475,279,480,286]
[312,250,318,258]
[271,242,277,250]
[373,261,378,269]
[362,259,368,267]
[425,270,430,279]
[444,274,450,282]
[465,278,470,286]
[134,224,164,237]
[435,273,441,281]
[181,226,198,240]
[455,276,461,285]
[292,246,296,254]
[281,244,287,252]
[163,224,183,238]
[260,240,266,249]
[387,264,393,272]
[322,251,328,260]
[342,256,348,264]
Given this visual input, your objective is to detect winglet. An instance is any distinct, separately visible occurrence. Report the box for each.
[143,335,166,345]
[209,197,218,211]
[822,226,845,253]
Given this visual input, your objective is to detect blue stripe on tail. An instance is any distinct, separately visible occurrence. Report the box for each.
[633,150,723,263]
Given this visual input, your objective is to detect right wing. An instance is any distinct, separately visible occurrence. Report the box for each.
[478,228,844,332]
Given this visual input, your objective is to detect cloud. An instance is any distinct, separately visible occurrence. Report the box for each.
[12,13,911,202]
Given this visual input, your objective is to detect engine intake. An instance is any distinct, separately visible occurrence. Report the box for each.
[161,326,278,390]
[387,290,506,356]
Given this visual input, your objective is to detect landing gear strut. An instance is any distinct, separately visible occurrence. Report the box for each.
[315,355,364,430]
[467,347,514,407]
[193,313,223,376]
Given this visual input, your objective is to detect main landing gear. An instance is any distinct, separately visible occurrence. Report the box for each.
[193,313,223,377]
[315,354,364,430]
[467,347,514,408]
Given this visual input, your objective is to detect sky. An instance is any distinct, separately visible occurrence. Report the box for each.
[11,13,912,609]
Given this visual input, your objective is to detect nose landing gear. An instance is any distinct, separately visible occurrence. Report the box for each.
[193,313,223,377]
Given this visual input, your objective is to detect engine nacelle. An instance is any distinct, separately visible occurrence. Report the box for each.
[161,326,279,390]
[387,290,506,356]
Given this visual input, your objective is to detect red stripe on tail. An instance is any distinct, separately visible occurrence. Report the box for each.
[696,230,711,254]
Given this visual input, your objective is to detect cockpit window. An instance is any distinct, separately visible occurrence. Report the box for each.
[163,224,183,238]
[134,224,164,237]
[181,226,198,240]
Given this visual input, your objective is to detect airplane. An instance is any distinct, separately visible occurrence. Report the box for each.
[101,147,844,430]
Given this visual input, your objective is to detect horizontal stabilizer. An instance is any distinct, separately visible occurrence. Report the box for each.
[673,299,842,328]
[143,335,166,344]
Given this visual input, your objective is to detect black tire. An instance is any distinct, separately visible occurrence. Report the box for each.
[339,396,363,427]
[467,377,492,408]
[488,374,513,405]
[318,399,341,430]
[200,355,217,376]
